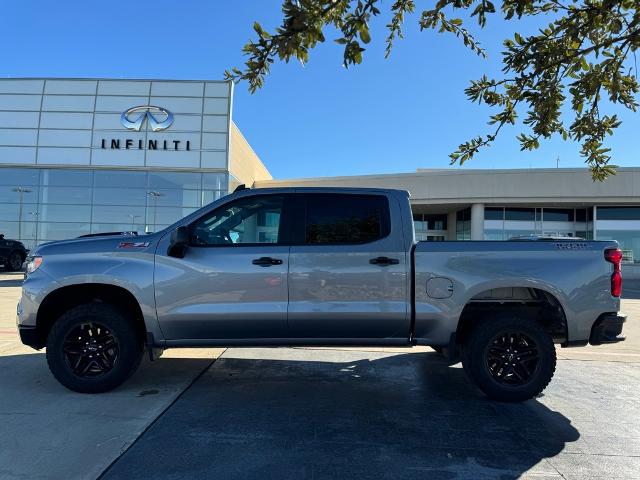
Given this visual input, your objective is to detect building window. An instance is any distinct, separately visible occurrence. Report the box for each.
[543,208,574,222]
[456,208,471,240]
[425,214,447,231]
[597,230,640,263]
[505,208,535,221]
[0,167,230,248]
[485,207,504,220]
[597,207,640,220]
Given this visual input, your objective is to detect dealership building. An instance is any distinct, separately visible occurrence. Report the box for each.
[1,78,639,274]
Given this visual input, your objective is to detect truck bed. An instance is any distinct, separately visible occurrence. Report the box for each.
[412,240,620,346]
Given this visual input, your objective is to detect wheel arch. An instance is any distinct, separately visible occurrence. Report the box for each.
[33,283,146,349]
[455,286,568,347]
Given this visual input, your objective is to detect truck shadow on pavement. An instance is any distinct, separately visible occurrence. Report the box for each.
[101,349,579,480]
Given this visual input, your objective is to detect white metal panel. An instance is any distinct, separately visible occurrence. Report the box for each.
[0,111,39,128]
[38,129,93,147]
[202,115,228,132]
[201,151,227,168]
[37,147,90,165]
[93,113,125,130]
[204,98,228,114]
[146,150,201,168]
[95,96,148,112]
[0,129,38,146]
[0,95,42,111]
[42,95,94,112]
[204,82,230,97]
[168,114,203,131]
[40,112,93,130]
[149,96,203,114]
[0,80,44,94]
[202,132,227,150]
[0,146,37,164]
[97,80,151,96]
[151,82,204,97]
[44,80,97,95]
[91,148,145,167]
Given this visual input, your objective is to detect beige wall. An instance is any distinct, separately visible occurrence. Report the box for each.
[255,168,640,208]
[228,122,271,188]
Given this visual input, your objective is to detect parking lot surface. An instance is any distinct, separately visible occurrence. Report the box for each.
[1,272,639,479]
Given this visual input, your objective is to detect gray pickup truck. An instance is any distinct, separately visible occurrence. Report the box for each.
[17,187,626,401]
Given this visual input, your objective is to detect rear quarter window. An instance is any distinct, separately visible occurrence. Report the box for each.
[304,194,390,244]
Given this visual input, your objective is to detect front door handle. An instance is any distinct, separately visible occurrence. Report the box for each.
[369,256,399,266]
[252,257,283,267]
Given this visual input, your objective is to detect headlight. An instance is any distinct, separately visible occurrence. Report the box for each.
[26,256,43,274]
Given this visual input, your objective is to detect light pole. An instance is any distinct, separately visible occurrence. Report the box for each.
[127,214,140,232]
[12,187,32,241]
[147,191,164,232]
[28,211,39,245]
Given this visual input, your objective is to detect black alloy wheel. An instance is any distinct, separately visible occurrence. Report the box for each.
[63,322,119,378]
[484,331,540,387]
[46,303,144,393]
[461,315,556,402]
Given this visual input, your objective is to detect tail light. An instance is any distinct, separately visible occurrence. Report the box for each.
[604,248,623,297]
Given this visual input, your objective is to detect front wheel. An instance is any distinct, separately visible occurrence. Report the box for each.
[46,303,143,393]
[461,315,556,402]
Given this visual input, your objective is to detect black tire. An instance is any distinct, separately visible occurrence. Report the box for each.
[46,303,144,393]
[461,315,556,402]
[5,251,23,272]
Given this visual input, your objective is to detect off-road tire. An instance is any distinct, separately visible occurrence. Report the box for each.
[46,303,144,393]
[461,315,556,402]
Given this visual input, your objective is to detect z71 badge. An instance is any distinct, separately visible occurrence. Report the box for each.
[118,241,150,249]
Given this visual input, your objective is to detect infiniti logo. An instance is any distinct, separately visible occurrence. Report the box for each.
[120,105,174,132]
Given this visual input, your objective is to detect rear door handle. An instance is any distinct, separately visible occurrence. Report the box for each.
[252,256,283,267]
[369,256,399,266]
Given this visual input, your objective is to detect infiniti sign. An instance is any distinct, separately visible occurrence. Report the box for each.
[120,105,174,132]
[100,105,190,151]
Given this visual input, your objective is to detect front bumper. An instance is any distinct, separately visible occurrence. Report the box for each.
[589,313,626,345]
[18,326,43,350]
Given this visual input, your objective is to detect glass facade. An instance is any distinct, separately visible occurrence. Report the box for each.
[413,213,447,241]
[483,207,593,240]
[456,208,471,240]
[0,167,228,248]
[596,207,640,264]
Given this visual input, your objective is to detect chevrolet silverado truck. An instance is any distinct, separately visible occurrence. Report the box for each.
[17,187,626,401]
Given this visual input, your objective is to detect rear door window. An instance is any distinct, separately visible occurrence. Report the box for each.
[303,194,390,244]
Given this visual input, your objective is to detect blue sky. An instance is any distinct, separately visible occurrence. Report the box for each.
[2,1,638,179]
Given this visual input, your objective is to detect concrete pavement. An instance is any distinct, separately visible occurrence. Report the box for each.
[0,273,225,480]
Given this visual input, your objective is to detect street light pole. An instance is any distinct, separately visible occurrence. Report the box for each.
[28,211,39,246]
[127,214,140,232]
[12,187,32,241]
[147,191,164,233]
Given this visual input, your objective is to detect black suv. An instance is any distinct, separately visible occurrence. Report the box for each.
[0,234,28,271]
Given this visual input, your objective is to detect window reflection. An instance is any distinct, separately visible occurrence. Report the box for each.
[0,167,228,248]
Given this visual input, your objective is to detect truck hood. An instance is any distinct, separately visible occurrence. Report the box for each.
[31,232,162,256]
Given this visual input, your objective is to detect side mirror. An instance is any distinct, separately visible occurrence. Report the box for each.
[168,226,189,258]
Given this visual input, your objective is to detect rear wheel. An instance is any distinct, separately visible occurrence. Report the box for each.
[46,303,143,393]
[461,315,556,402]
